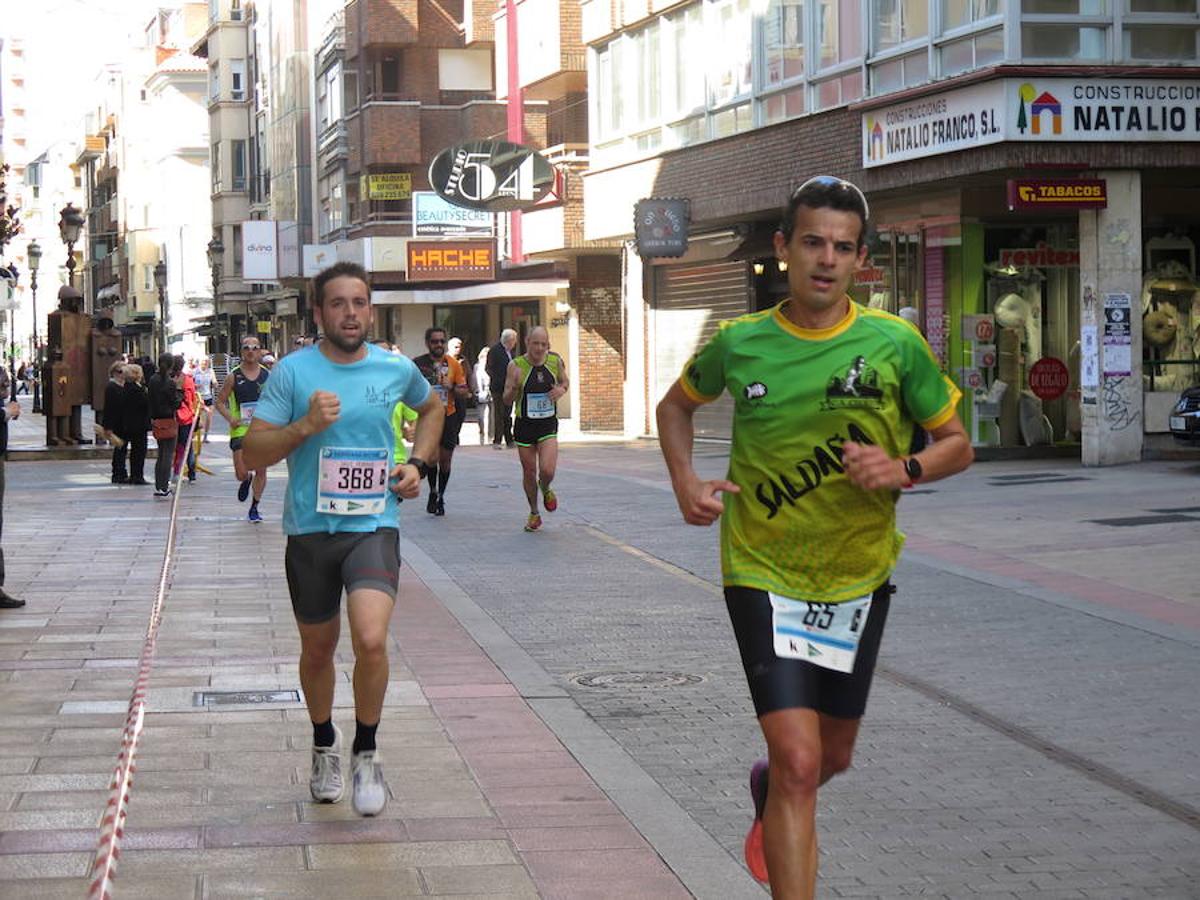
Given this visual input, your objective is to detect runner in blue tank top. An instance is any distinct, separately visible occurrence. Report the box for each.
[243,262,443,817]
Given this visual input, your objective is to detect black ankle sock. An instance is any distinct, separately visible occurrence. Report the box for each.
[352,720,378,755]
[437,468,450,494]
[312,718,336,748]
[426,468,438,494]
[250,499,259,511]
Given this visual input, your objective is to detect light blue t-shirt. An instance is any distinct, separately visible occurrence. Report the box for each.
[254,344,431,535]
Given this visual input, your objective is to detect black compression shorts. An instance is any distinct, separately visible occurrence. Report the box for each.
[724,583,892,719]
[514,417,558,447]
[440,407,463,451]
[284,528,400,624]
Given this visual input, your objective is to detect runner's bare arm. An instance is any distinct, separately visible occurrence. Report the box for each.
[656,380,740,526]
[214,374,235,425]
[549,352,569,400]
[501,361,521,406]
[391,391,444,498]
[241,390,340,469]
[843,415,973,491]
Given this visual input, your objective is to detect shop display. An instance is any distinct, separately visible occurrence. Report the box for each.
[1140,235,1199,393]
[986,273,1048,446]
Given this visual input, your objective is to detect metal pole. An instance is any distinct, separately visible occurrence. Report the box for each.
[31,271,41,413]
[8,308,15,402]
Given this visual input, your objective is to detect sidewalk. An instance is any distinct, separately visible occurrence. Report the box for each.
[0,445,695,898]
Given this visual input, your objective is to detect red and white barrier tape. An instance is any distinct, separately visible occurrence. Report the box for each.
[88,416,199,900]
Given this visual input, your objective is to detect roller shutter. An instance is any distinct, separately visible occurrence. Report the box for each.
[652,261,749,440]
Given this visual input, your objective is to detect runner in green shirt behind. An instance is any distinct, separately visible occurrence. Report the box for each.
[657,175,973,898]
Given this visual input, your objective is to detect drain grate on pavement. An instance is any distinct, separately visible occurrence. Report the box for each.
[570,671,706,689]
[193,689,302,707]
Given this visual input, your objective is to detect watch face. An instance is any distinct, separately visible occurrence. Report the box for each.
[906,457,923,480]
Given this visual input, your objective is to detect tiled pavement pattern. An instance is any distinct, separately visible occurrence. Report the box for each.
[0,416,691,898]
[404,441,1200,899]
[1,390,1198,899]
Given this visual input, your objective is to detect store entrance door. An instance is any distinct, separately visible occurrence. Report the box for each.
[500,300,542,355]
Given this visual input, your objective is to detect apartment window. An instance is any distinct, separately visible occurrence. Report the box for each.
[231,0,243,20]
[380,55,401,96]
[707,0,753,108]
[211,141,221,192]
[874,0,929,53]
[1128,0,1195,8]
[814,70,863,110]
[143,265,153,291]
[232,225,242,276]
[818,0,863,68]
[941,27,1004,74]
[1022,24,1108,57]
[762,86,806,124]
[230,60,246,101]
[672,5,706,116]
[318,63,341,131]
[637,23,661,125]
[1022,0,1107,9]
[231,140,247,191]
[343,69,359,112]
[764,0,805,87]
[943,0,1001,28]
[1124,25,1199,58]
[209,0,218,23]
[209,64,219,102]
[712,102,752,138]
[670,115,706,146]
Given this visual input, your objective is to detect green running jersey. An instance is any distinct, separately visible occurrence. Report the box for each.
[679,300,961,603]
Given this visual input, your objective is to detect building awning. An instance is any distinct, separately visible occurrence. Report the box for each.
[119,321,155,336]
[372,280,570,306]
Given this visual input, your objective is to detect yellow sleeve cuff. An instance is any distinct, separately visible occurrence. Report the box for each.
[678,377,720,405]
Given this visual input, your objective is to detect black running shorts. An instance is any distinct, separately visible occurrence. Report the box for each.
[440,407,464,451]
[514,417,557,447]
[229,436,244,451]
[284,528,400,624]
[724,583,893,720]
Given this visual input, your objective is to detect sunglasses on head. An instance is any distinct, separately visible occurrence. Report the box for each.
[794,175,870,220]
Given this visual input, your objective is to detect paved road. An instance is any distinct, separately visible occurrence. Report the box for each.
[404,441,1200,899]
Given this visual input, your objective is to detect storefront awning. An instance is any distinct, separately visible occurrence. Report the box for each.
[119,321,154,336]
[371,280,570,305]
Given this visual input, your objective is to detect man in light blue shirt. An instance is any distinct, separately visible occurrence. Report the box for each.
[244,261,443,817]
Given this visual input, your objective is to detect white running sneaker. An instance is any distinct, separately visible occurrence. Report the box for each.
[351,750,388,816]
[310,724,345,803]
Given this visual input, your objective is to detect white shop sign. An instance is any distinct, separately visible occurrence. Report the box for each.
[864,78,1200,167]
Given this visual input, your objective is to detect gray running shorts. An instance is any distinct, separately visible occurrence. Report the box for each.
[284,528,400,624]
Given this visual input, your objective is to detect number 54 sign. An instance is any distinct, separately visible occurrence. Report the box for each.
[429,140,556,213]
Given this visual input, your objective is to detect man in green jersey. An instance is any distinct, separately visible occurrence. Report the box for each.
[657,176,973,898]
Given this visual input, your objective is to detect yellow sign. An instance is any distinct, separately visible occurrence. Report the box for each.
[256,321,271,334]
[367,173,412,200]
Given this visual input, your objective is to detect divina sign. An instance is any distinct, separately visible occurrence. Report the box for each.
[428,141,555,213]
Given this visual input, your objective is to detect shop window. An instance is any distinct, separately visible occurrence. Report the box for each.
[1124,26,1199,59]
[764,0,805,87]
[433,304,487,366]
[1022,24,1108,58]
[1143,234,1200,393]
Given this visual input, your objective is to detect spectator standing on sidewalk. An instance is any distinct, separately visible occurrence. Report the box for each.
[148,352,182,497]
[101,361,129,484]
[172,355,198,483]
[193,357,215,442]
[123,364,150,485]
[0,395,22,608]
[473,347,491,446]
[486,329,517,448]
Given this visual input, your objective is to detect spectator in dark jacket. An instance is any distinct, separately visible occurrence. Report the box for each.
[100,361,128,484]
[122,364,150,485]
[486,329,518,447]
[147,352,182,496]
[0,395,22,608]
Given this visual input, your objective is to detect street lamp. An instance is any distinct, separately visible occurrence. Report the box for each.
[153,259,167,355]
[57,203,84,288]
[207,236,224,352]
[28,240,42,413]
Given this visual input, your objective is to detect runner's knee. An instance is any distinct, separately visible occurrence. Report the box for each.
[769,743,823,798]
[351,628,388,661]
[822,744,854,780]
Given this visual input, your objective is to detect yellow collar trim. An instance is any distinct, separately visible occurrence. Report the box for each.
[773,298,857,340]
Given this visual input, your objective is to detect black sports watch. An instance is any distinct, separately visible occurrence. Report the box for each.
[406,457,430,478]
[903,456,923,485]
